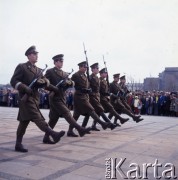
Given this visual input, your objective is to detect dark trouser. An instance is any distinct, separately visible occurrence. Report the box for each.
[17,119,48,137]
[68,110,106,132]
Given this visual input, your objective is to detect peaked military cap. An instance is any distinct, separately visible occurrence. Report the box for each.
[113,73,120,78]
[90,63,99,69]
[120,75,126,80]
[25,46,38,56]
[99,68,107,73]
[52,54,64,61]
[78,61,88,67]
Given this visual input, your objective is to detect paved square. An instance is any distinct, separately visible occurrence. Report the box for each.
[0,107,178,179]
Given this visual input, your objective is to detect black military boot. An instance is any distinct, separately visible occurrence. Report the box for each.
[134,116,144,123]
[100,112,117,130]
[82,116,91,134]
[43,134,55,144]
[67,125,91,137]
[91,120,100,131]
[111,109,129,124]
[78,127,91,137]
[45,127,65,143]
[67,125,79,137]
[64,114,91,137]
[15,136,28,153]
[43,119,58,144]
[122,108,143,123]
[117,116,129,124]
[89,111,109,130]
[114,117,121,127]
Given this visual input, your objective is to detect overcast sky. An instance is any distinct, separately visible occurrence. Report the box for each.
[0,0,178,84]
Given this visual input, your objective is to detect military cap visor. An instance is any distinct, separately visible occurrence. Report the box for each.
[52,54,64,61]
[113,73,120,78]
[90,63,99,69]
[99,68,107,74]
[25,46,38,56]
[120,75,126,80]
[78,61,88,67]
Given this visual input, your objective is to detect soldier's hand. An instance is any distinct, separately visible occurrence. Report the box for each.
[43,78,50,87]
[35,79,47,88]
[46,84,59,94]
[18,83,32,95]
[60,79,73,87]
[25,86,33,95]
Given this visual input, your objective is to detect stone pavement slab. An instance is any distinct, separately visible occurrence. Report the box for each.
[0,107,178,179]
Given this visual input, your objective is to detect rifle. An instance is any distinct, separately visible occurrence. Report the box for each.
[21,64,48,102]
[83,42,90,81]
[111,87,129,99]
[50,69,74,96]
[55,69,74,87]
[103,55,110,89]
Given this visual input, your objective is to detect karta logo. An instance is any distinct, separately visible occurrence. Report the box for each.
[105,158,177,179]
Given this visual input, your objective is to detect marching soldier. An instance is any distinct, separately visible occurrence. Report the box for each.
[98,68,129,127]
[67,61,110,137]
[42,54,91,143]
[10,46,65,152]
[119,75,134,112]
[109,74,143,123]
[81,63,117,131]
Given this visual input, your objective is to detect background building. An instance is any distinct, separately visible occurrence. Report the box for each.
[143,67,178,91]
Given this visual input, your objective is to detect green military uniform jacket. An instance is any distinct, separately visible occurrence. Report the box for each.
[89,74,104,114]
[110,81,128,112]
[45,67,71,120]
[109,81,122,103]
[118,82,132,111]
[99,77,114,113]
[71,71,94,115]
[10,61,44,121]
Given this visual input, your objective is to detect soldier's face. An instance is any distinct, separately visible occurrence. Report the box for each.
[121,79,126,83]
[28,53,38,64]
[114,77,119,82]
[92,67,99,74]
[101,72,107,78]
[80,66,87,72]
[55,60,63,69]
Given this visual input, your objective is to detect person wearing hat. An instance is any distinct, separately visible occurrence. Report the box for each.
[42,54,91,143]
[10,46,66,152]
[108,74,143,123]
[119,75,135,112]
[67,61,110,137]
[98,69,129,126]
[81,63,117,131]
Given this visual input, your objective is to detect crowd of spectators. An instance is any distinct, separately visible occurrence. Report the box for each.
[0,87,74,110]
[0,87,178,117]
[126,90,178,117]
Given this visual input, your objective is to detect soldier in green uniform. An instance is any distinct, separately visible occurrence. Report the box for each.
[98,68,129,127]
[81,63,118,131]
[109,74,143,123]
[119,75,134,112]
[67,61,110,137]
[10,46,65,152]
[42,54,91,143]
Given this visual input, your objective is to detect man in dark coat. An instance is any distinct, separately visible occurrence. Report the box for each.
[42,54,91,143]
[67,61,110,137]
[10,46,65,152]
[109,74,143,123]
